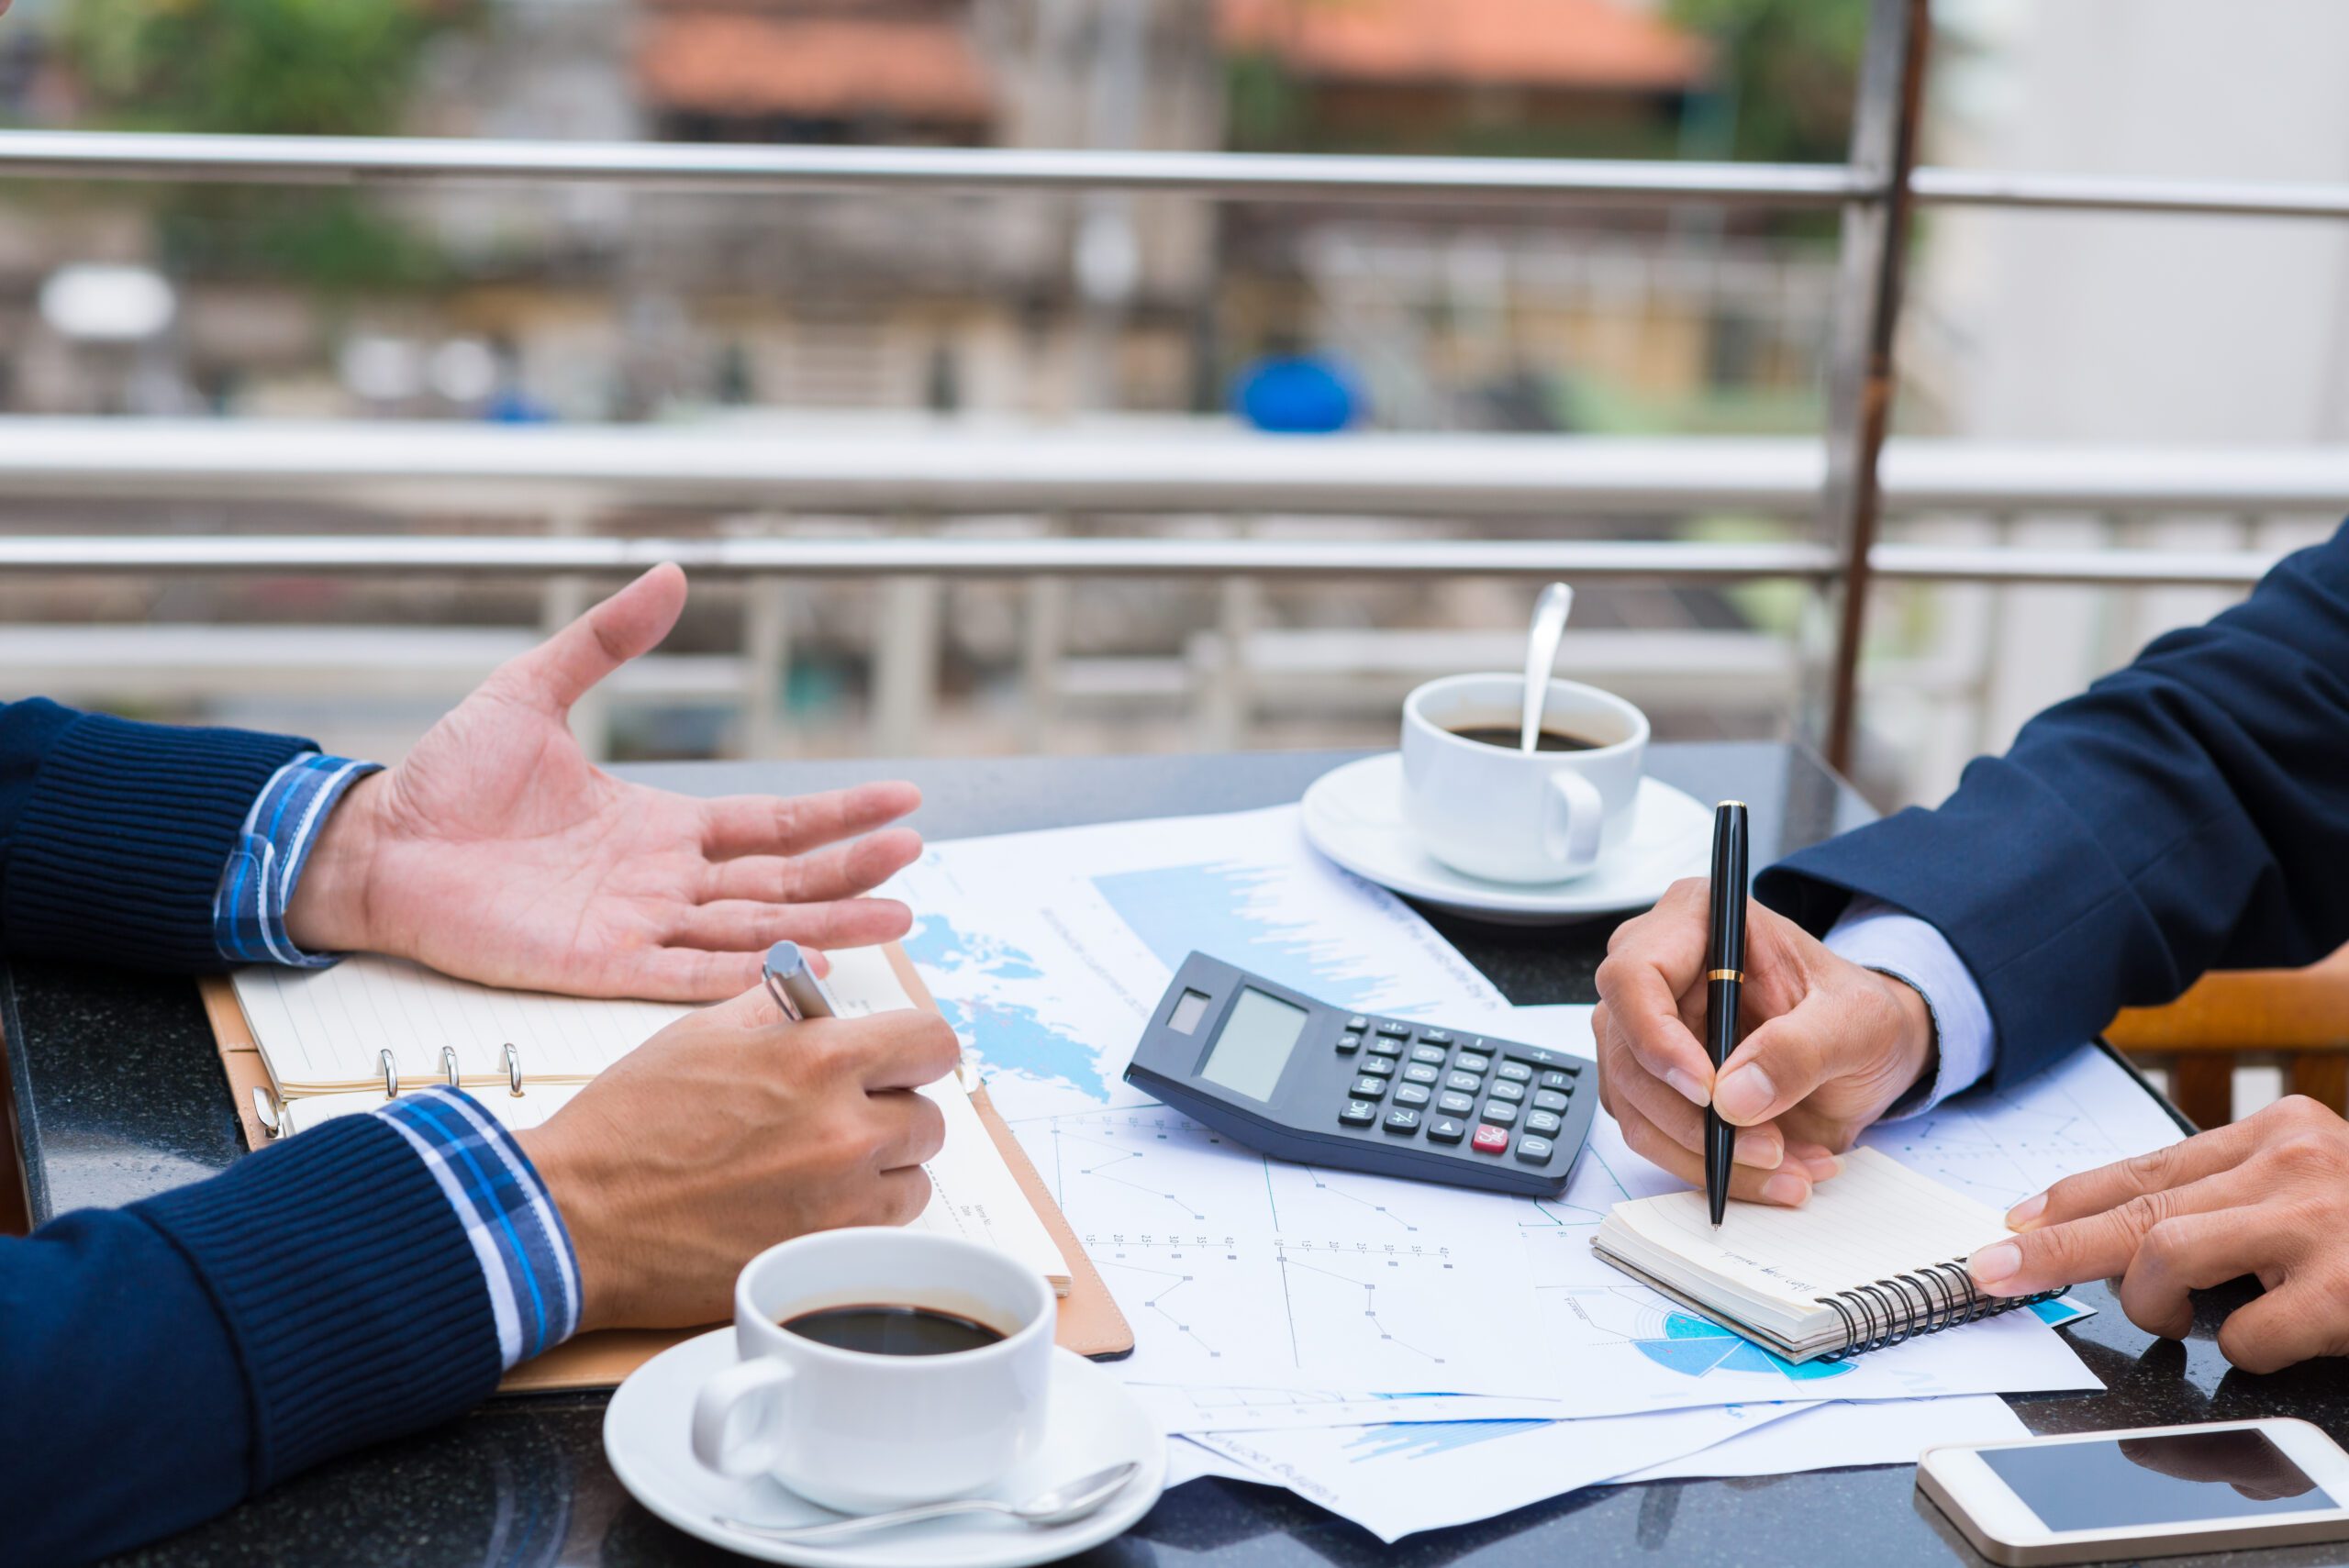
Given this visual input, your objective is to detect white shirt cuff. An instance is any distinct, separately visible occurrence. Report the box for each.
[1821,897,1996,1119]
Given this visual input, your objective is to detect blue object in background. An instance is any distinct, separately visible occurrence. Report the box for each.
[1233,354,1361,433]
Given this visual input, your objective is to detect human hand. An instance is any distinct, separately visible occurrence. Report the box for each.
[515,987,961,1330]
[1967,1095,2349,1373]
[285,564,922,999]
[1593,879,1935,1207]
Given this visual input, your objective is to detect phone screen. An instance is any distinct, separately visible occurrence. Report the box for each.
[1983,1429,2337,1532]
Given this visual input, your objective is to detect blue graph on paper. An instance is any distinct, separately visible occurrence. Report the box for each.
[1094,860,1415,1013]
[1341,1419,1552,1463]
[1633,1314,1854,1383]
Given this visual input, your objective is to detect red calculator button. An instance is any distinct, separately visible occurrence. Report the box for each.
[1471,1124,1509,1155]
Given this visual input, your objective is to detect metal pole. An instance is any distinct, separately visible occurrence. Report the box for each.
[1815,0,1932,775]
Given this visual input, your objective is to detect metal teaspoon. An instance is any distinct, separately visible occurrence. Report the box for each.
[1520,581,1575,751]
[714,1461,1141,1544]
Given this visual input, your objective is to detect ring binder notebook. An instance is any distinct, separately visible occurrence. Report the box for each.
[1590,1146,2065,1364]
[197,940,1136,1388]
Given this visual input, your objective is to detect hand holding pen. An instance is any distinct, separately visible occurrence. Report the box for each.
[1592,833,1941,1211]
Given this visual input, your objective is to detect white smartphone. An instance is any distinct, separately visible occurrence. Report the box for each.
[1918,1418,2349,1566]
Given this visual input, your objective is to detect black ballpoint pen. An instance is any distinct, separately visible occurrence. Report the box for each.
[1703,801,1748,1228]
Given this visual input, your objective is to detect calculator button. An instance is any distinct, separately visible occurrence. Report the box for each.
[1532,1089,1569,1112]
[1444,1072,1483,1095]
[1426,1117,1466,1144]
[1495,1062,1533,1084]
[1349,1076,1389,1099]
[1537,1069,1580,1091]
[1417,1029,1454,1046]
[1359,1056,1397,1077]
[1479,1100,1519,1126]
[1409,1044,1447,1065]
[1383,1108,1422,1134]
[1437,1091,1476,1116]
[1394,1083,1432,1107]
[1525,1109,1563,1136]
[1340,1100,1378,1126]
[1486,1080,1526,1104]
[1453,1051,1491,1073]
[1401,1062,1441,1084]
[1346,1016,1371,1033]
[1471,1125,1510,1155]
[1375,1020,1412,1038]
[1366,1036,1405,1057]
[1335,1033,1362,1055]
[1516,1135,1556,1163]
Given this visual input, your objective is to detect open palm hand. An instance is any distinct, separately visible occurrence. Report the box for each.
[286,565,920,999]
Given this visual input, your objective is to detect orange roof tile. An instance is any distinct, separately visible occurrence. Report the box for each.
[639,13,993,122]
[1219,0,1709,93]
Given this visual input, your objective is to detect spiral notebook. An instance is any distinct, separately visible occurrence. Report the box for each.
[198,940,1135,1386]
[1591,1147,2064,1362]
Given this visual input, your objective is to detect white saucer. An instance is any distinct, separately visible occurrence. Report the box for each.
[604,1331,1165,1568]
[1300,753,1714,924]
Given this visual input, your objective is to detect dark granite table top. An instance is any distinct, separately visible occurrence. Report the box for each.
[7,741,2330,1568]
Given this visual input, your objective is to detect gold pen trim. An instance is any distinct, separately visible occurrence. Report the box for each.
[1707,968,1743,983]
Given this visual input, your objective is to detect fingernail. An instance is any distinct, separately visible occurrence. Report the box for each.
[1733,1130,1784,1170]
[2006,1192,2046,1229]
[1713,1065,1775,1124]
[1970,1241,2021,1288]
[1760,1172,1810,1206]
[1802,1153,1844,1181]
[1664,1068,1711,1108]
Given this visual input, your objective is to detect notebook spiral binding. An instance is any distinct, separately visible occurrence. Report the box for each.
[1816,1262,2067,1360]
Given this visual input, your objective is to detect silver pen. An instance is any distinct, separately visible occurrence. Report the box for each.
[763,940,841,1021]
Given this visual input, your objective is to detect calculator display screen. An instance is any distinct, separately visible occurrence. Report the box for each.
[1197,987,1308,1102]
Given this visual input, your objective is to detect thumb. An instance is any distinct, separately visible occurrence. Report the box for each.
[495,562,687,713]
[1709,998,1844,1127]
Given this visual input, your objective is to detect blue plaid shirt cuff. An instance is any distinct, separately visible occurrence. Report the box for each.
[373,1086,584,1368]
[212,751,383,967]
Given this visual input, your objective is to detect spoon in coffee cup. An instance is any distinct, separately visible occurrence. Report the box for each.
[1519,582,1575,753]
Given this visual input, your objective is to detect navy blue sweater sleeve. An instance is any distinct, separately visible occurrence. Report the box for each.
[1,1114,503,1564]
[0,699,314,970]
[1756,521,2349,1089]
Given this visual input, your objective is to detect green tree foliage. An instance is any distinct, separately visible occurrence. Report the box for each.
[1667,0,1872,164]
[57,0,461,287]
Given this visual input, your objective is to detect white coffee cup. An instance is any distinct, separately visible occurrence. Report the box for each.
[1399,672,1649,883]
[689,1228,1056,1513]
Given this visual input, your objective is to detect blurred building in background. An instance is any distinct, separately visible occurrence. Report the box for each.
[0,0,2332,806]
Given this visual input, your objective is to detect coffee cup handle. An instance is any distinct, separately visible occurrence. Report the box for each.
[691,1357,796,1478]
[1542,770,1605,874]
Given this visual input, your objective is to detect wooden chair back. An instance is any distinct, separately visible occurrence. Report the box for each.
[2104,946,2349,1130]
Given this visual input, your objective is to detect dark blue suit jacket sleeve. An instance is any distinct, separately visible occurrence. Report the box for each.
[1756,521,2349,1090]
[0,702,504,1562]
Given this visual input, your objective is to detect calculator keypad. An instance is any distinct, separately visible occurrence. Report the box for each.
[1330,1021,1586,1172]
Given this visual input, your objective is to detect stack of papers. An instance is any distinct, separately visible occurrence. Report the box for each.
[883,805,2186,1541]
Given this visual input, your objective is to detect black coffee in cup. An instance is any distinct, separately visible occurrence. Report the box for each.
[780,1303,1008,1357]
[1445,723,1602,752]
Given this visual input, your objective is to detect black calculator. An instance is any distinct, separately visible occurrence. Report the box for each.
[1123,951,1595,1196]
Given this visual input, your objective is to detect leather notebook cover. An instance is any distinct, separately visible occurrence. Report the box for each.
[198,951,1133,1394]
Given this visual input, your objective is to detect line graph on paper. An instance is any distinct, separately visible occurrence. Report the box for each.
[1080,1231,1534,1395]
[1862,1044,2184,1210]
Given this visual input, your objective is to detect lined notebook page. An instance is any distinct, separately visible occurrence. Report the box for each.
[1608,1147,2011,1309]
[234,957,690,1092]
[234,944,1071,1288]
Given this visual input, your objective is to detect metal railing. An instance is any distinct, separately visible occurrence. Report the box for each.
[1,0,2341,767]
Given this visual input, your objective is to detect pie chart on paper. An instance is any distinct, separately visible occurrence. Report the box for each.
[1632,1313,1854,1382]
